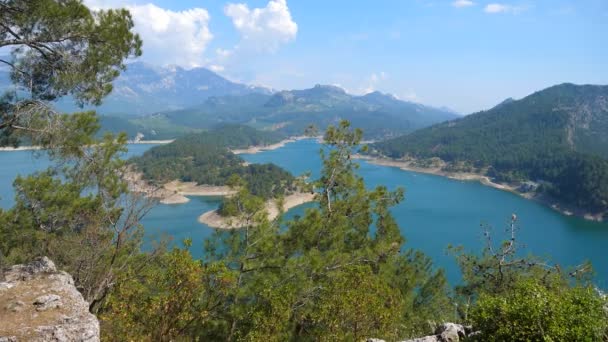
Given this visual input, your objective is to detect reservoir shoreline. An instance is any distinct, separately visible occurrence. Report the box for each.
[355,154,606,223]
[197,192,316,229]
[0,140,174,152]
[231,136,311,155]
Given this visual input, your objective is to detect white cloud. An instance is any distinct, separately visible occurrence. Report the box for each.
[224,0,298,52]
[84,1,213,68]
[209,65,225,72]
[361,72,388,94]
[401,90,419,102]
[452,0,474,8]
[130,5,212,67]
[484,3,525,14]
[84,0,132,9]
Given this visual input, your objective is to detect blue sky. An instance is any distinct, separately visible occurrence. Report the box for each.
[86,0,608,113]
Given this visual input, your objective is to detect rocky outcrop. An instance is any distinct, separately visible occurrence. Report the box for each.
[368,323,475,342]
[0,257,99,342]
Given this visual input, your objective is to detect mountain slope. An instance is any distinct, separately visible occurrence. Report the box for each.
[372,83,608,215]
[150,85,458,139]
[54,62,271,116]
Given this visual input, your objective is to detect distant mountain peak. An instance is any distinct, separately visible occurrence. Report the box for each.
[362,91,399,101]
[55,62,270,115]
[489,97,516,110]
[312,84,347,94]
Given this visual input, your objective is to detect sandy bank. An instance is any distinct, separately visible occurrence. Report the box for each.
[0,140,172,152]
[198,192,316,229]
[231,136,310,155]
[125,170,236,204]
[355,155,606,222]
[0,146,43,152]
[129,139,174,144]
[355,155,517,193]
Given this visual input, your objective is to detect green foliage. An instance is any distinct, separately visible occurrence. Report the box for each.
[450,219,566,298]
[217,179,266,219]
[101,245,234,341]
[449,215,608,341]
[372,84,608,212]
[470,279,608,341]
[0,0,153,315]
[0,114,153,312]
[1,0,142,149]
[1,0,142,105]
[132,124,296,199]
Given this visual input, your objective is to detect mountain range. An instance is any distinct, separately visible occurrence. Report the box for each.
[2,62,459,139]
[145,84,459,139]
[54,62,272,116]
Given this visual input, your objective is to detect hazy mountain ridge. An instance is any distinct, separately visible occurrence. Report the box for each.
[145,85,459,139]
[2,63,457,139]
[55,62,272,116]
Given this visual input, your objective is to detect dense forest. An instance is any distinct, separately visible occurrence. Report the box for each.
[373,84,608,214]
[0,2,607,341]
[131,125,296,199]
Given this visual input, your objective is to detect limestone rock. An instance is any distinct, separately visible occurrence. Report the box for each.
[33,294,62,311]
[367,323,474,342]
[436,323,468,342]
[0,257,100,341]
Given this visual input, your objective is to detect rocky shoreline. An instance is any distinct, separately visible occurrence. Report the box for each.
[125,170,237,205]
[356,154,606,223]
[231,136,310,155]
[0,140,173,152]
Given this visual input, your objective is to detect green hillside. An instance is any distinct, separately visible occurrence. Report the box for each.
[372,83,608,213]
[130,125,294,199]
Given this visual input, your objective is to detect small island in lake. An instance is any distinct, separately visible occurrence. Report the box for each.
[128,124,315,228]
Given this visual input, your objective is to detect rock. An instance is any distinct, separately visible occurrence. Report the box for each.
[435,323,468,342]
[369,323,475,342]
[2,257,57,283]
[34,294,62,311]
[4,300,25,313]
[0,257,100,341]
[0,337,17,342]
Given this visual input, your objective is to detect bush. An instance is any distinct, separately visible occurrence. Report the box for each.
[470,279,607,341]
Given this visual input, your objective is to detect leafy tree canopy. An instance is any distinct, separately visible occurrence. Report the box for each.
[1,0,142,147]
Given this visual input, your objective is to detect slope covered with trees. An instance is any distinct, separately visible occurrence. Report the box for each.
[373,84,608,214]
[131,125,295,199]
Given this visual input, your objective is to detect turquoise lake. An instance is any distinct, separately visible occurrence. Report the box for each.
[1,139,607,287]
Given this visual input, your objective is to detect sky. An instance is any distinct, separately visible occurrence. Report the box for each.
[84,0,608,114]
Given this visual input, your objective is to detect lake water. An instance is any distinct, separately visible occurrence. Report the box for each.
[1,140,607,287]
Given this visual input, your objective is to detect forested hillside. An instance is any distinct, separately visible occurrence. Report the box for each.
[131,125,295,199]
[373,84,608,213]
